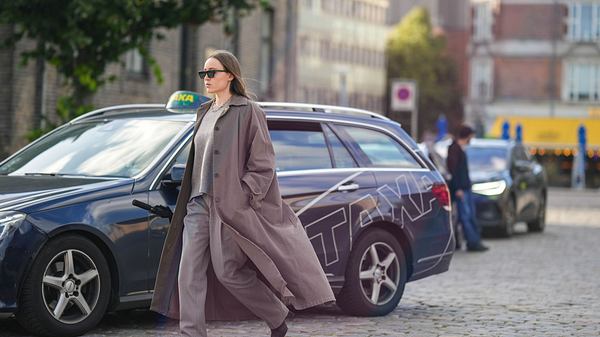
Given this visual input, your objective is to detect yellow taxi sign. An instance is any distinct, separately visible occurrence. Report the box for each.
[165,91,210,113]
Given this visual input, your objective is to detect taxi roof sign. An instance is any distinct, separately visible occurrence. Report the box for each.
[166,90,210,113]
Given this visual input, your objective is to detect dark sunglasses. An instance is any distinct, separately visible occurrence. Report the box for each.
[198,69,228,79]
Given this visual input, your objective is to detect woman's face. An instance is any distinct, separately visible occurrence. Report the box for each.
[202,57,234,95]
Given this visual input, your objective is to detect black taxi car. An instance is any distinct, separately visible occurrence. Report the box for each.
[0,92,454,336]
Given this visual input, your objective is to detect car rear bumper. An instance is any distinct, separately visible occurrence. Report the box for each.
[0,219,47,313]
[409,209,455,282]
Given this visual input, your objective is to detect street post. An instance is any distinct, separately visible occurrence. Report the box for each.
[390,79,418,139]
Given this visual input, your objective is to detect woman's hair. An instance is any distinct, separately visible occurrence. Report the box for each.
[207,50,250,98]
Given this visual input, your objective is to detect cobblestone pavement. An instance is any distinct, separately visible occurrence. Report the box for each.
[1,188,599,336]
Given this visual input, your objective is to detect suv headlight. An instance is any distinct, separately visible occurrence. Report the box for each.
[472,180,507,196]
[0,211,27,241]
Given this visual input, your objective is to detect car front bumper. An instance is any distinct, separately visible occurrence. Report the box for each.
[0,219,47,313]
[472,193,507,228]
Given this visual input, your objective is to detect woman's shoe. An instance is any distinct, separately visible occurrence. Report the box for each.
[270,321,288,337]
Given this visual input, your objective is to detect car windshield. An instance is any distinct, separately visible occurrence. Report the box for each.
[0,119,187,178]
[466,146,508,172]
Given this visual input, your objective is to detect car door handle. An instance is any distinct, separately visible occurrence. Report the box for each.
[337,182,360,191]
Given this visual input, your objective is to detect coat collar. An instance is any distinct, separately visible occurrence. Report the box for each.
[229,94,249,106]
[197,94,248,112]
[194,94,249,132]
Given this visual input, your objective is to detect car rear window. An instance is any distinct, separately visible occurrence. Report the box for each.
[335,124,422,169]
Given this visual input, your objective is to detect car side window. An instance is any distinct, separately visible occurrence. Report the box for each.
[268,121,333,172]
[335,124,422,169]
[173,142,191,166]
[323,124,358,168]
[156,140,190,188]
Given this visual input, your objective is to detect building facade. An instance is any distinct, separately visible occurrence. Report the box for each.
[0,0,395,159]
[296,0,390,112]
[467,0,600,187]
[0,2,289,159]
[467,0,600,142]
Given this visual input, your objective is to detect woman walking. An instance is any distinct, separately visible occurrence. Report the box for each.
[150,50,335,337]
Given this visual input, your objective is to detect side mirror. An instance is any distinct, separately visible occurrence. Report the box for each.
[162,163,186,187]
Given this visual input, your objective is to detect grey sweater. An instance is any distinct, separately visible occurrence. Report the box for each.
[189,100,230,201]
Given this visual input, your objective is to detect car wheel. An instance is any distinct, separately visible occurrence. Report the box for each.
[17,235,111,337]
[527,195,546,233]
[336,228,407,316]
[496,197,516,238]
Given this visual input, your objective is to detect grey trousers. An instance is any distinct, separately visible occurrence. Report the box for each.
[178,194,289,337]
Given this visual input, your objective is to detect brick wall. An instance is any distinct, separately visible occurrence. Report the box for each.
[0,3,291,160]
[194,0,292,102]
[7,37,39,157]
[442,28,470,97]
[495,3,564,40]
[0,25,14,159]
[93,28,181,109]
[495,57,561,100]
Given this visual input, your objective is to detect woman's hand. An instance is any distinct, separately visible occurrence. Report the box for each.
[240,102,276,209]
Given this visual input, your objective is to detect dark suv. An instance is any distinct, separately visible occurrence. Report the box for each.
[0,97,453,336]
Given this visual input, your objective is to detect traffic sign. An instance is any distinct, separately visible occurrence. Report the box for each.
[391,80,417,111]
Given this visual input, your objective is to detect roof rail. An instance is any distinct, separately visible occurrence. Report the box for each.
[258,102,391,121]
[70,104,164,123]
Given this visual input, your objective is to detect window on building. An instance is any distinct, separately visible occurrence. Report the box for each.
[301,0,313,9]
[125,48,146,76]
[470,58,493,101]
[320,39,330,59]
[473,2,493,41]
[358,2,365,20]
[376,5,384,23]
[564,61,600,102]
[567,3,600,41]
[351,0,359,18]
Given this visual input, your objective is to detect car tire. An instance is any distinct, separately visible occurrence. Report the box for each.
[17,235,111,337]
[527,195,546,233]
[496,197,516,238]
[336,228,407,316]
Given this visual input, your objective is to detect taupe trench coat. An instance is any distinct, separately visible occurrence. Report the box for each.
[150,95,336,321]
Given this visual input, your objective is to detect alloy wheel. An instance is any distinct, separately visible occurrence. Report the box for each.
[358,242,401,305]
[41,249,101,324]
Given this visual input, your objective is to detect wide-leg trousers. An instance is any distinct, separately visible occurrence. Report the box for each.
[178,193,289,337]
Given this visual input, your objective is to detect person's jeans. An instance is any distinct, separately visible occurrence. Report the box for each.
[455,190,482,248]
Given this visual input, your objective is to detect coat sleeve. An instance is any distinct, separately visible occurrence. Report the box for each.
[240,102,275,209]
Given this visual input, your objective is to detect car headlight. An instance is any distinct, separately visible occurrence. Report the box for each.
[0,211,27,241]
[472,180,507,196]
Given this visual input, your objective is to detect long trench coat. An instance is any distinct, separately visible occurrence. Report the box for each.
[150,94,336,321]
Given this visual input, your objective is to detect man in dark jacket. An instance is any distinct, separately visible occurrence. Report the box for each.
[447,125,489,252]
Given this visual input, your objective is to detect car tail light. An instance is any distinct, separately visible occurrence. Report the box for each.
[431,183,451,210]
